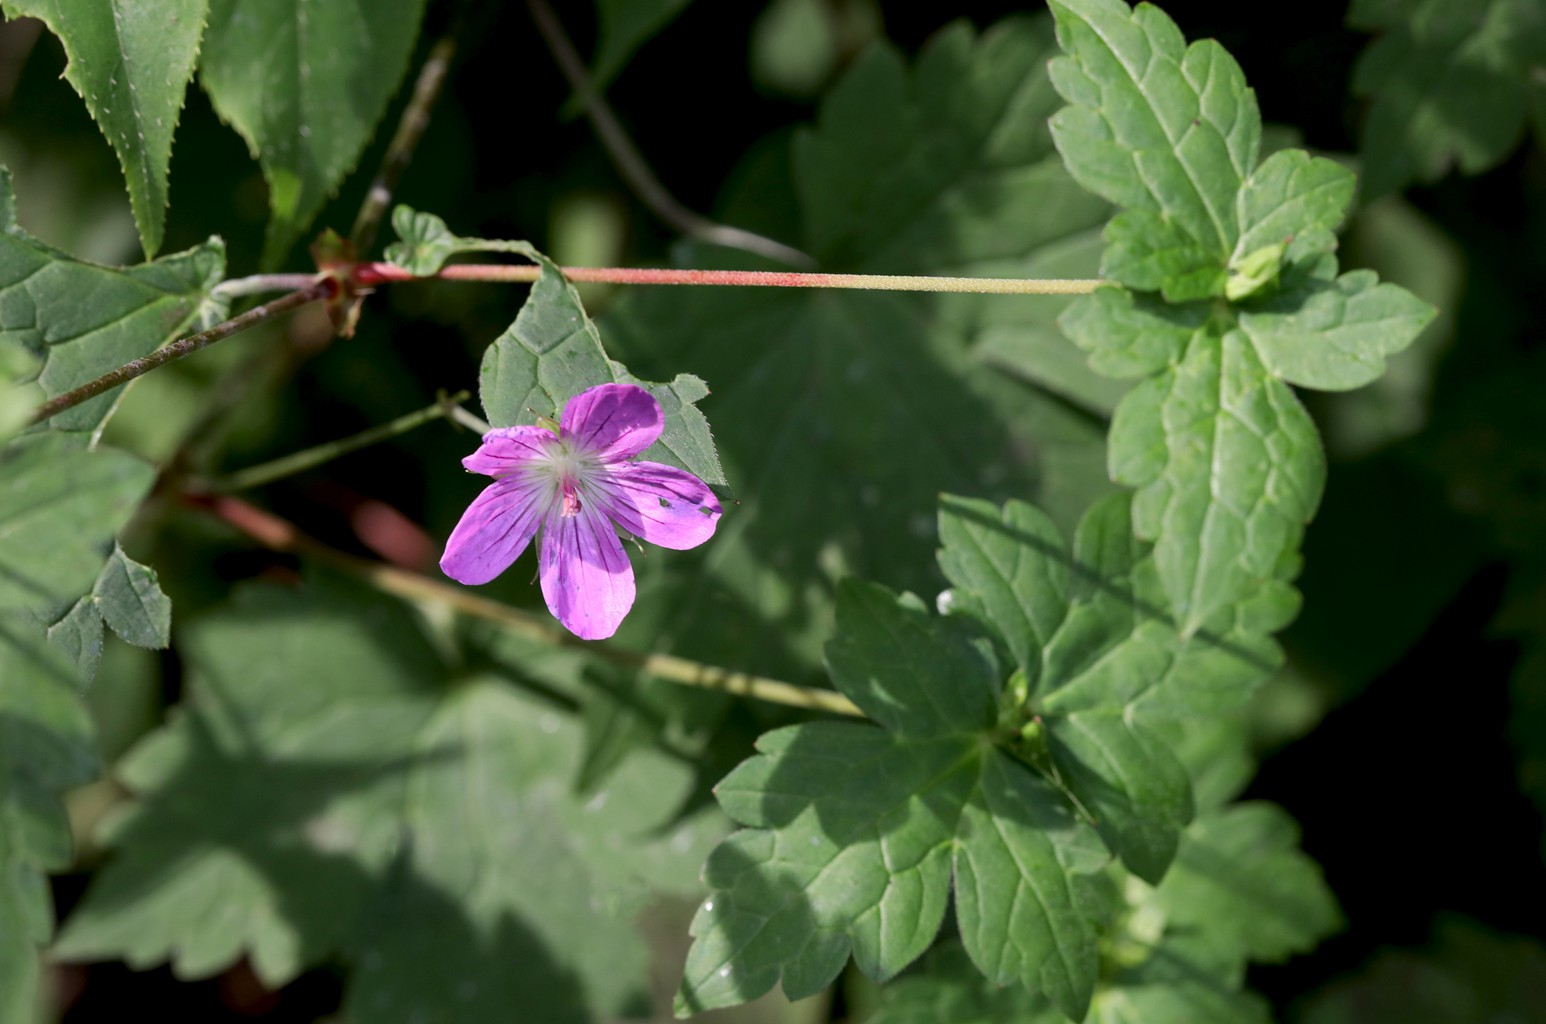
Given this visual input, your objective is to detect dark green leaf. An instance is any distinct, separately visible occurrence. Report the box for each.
[1144,802,1342,964]
[1298,916,1546,1024]
[92,543,170,649]
[0,436,155,612]
[590,0,694,93]
[824,579,1000,737]
[1350,0,1546,197]
[0,167,226,435]
[199,0,427,267]
[936,495,1068,686]
[1,0,209,257]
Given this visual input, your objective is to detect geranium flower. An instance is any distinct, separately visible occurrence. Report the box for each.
[441,383,722,640]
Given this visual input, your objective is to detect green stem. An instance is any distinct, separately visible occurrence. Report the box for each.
[197,494,865,718]
[351,33,459,254]
[28,282,334,426]
[356,262,1103,295]
[216,390,472,491]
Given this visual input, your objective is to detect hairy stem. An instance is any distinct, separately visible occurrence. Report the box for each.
[357,261,1102,294]
[216,390,472,492]
[524,0,814,268]
[351,33,459,255]
[28,282,334,426]
[198,495,864,718]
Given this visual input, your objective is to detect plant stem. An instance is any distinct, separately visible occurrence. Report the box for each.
[212,274,320,298]
[28,282,334,426]
[356,261,1103,295]
[351,33,458,255]
[524,0,814,269]
[197,495,864,718]
[216,390,472,492]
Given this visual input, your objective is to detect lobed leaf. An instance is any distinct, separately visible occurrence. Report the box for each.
[383,206,539,277]
[1350,0,1546,198]
[1,0,209,258]
[0,435,156,613]
[680,582,1108,1020]
[57,578,710,1019]
[1049,0,1436,630]
[0,167,227,436]
[91,543,171,649]
[199,0,426,268]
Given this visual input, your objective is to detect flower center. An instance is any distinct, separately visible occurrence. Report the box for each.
[546,442,597,519]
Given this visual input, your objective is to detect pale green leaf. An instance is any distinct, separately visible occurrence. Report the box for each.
[1058,286,1202,380]
[383,205,538,277]
[1232,149,1354,266]
[0,435,155,612]
[1105,330,1324,632]
[1351,0,1546,197]
[1239,269,1438,391]
[46,596,104,682]
[199,0,427,268]
[1101,209,1227,302]
[91,543,171,649]
[1,167,226,435]
[1047,0,1259,263]
[0,337,40,443]
[2,0,209,257]
[478,247,728,494]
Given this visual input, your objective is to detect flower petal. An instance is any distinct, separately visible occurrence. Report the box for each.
[560,383,662,461]
[440,475,547,585]
[462,425,557,477]
[599,461,722,550]
[540,505,636,640]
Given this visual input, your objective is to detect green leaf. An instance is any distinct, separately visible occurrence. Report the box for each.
[1298,916,1546,1024]
[0,337,40,444]
[824,579,1000,737]
[603,16,1112,677]
[1238,269,1440,390]
[58,577,703,1019]
[1043,711,1191,884]
[1143,802,1342,964]
[1048,0,1259,272]
[1,167,226,435]
[478,246,729,495]
[1232,149,1354,267]
[936,496,1068,687]
[91,543,171,649]
[1102,209,1227,302]
[1103,330,1324,631]
[383,206,539,277]
[590,0,694,93]
[1058,286,1201,379]
[868,942,1065,1024]
[0,435,155,612]
[199,0,427,268]
[1350,0,1546,197]
[0,614,97,1022]
[680,581,1108,1021]
[1,0,209,258]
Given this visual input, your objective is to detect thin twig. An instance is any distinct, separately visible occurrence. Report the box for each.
[524,0,815,269]
[357,261,1103,295]
[216,390,472,491]
[197,494,864,718]
[28,282,334,426]
[351,33,459,255]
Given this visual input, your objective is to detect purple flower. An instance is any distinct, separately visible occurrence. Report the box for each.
[441,383,722,640]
